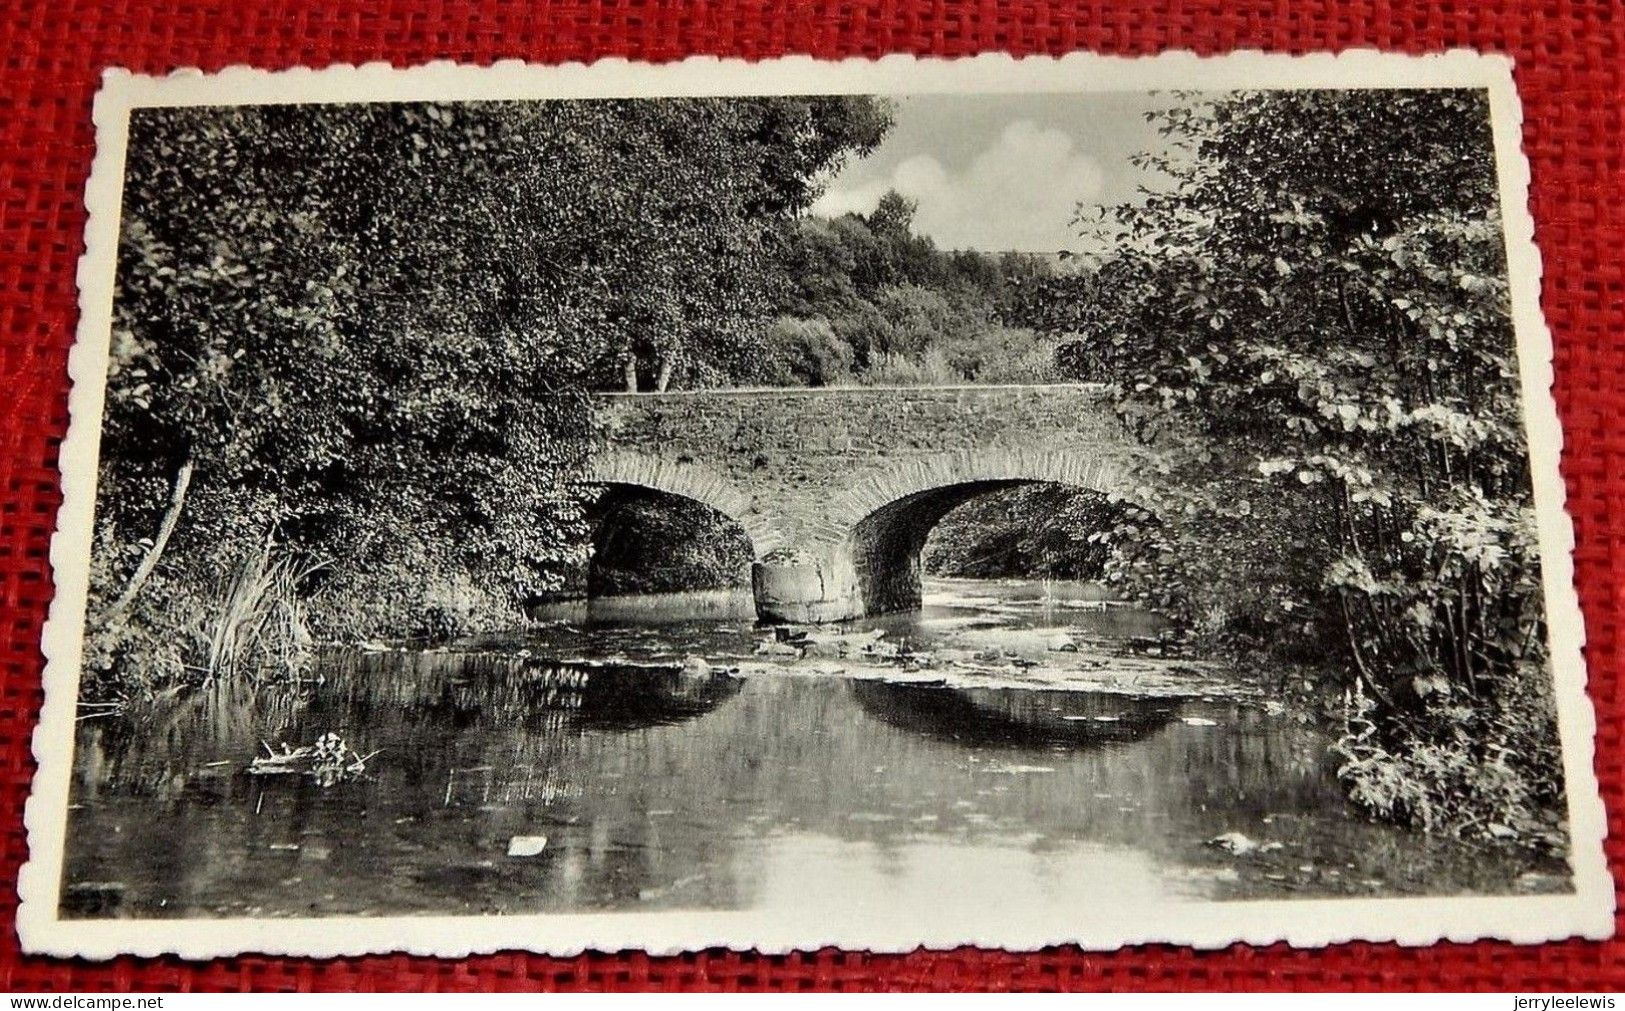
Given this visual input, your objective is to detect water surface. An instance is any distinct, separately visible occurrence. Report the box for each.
[62,579,1569,918]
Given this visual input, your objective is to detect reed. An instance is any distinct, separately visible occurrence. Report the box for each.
[191,547,318,684]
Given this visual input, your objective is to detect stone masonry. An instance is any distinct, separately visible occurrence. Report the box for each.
[585,384,1137,622]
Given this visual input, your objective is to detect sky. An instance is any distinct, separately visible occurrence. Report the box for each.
[809,92,1178,253]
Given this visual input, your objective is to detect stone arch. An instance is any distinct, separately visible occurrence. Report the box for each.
[582,450,786,557]
[817,447,1129,548]
[752,448,1131,623]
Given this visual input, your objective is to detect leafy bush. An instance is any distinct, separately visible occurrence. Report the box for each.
[925,485,1121,579]
[1335,657,1565,847]
[760,316,855,386]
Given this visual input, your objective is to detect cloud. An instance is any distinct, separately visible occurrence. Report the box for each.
[811,120,1106,252]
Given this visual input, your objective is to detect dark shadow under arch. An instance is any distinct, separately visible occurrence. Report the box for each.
[587,484,755,598]
[584,450,785,556]
[844,478,1133,617]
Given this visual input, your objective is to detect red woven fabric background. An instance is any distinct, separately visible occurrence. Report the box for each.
[0,0,1620,992]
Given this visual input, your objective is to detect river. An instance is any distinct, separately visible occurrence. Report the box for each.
[60,578,1570,919]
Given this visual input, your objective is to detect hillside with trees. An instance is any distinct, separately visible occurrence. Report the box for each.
[762,190,1067,388]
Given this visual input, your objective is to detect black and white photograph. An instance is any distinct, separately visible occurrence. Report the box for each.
[19,53,1611,957]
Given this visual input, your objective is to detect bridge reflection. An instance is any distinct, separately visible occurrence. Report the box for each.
[425,655,745,734]
[74,651,1502,921]
[72,655,748,797]
[850,679,1179,749]
[551,661,745,731]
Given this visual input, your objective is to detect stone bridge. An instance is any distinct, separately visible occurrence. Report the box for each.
[584,384,1139,623]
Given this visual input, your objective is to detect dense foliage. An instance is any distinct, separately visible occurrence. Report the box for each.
[90,97,886,696]
[587,490,754,596]
[923,485,1120,580]
[762,194,1065,386]
[1022,90,1562,843]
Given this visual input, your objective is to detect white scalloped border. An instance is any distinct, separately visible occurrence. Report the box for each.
[18,48,1615,961]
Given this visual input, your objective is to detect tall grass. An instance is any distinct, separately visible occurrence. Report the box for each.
[190,547,319,684]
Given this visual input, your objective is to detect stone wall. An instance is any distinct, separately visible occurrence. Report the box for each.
[585,384,1137,621]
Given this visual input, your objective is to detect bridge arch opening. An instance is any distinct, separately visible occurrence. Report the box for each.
[847,480,1030,616]
[922,483,1119,582]
[847,481,1129,617]
[751,450,1139,623]
[586,484,755,598]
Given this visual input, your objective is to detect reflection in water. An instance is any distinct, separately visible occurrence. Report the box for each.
[852,681,1177,748]
[65,656,752,919]
[62,579,1570,920]
[565,662,743,731]
[432,655,745,733]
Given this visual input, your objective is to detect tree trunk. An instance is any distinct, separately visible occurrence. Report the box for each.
[622,355,638,393]
[655,354,675,392]
[101,456,194,623]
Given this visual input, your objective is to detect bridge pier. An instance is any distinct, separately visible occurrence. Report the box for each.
[750,536,930,624]
[747,484,1000,624]
[750,549,865,624]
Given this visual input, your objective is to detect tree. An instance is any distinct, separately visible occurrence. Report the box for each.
[565,97,889,391]
[867,190,918,238]
[1033,89,1560,838]
[93,95,890,689]
[760,317,855,386]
